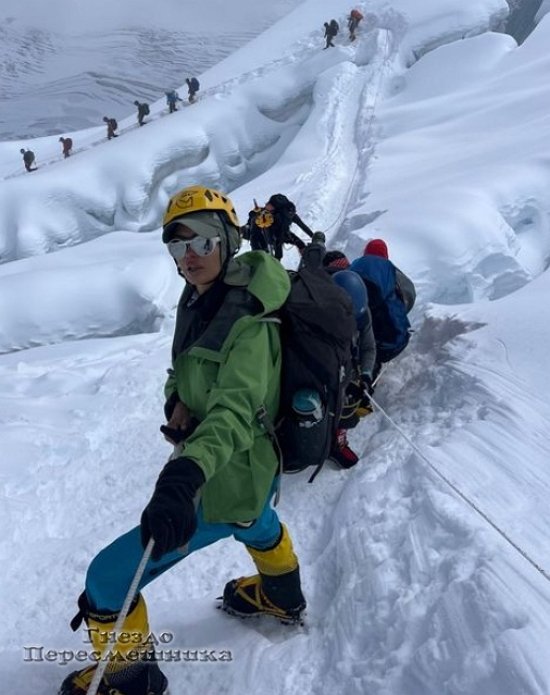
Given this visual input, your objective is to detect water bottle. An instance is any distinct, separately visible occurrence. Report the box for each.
[292,388,324,428]
[279,388,329,472]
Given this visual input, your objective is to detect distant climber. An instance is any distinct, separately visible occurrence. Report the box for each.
[103,116,118,140]
[133,100,150,126]
[59,136,73,158]
[165,90,182,113]
[323,19,339,49]
[186,77,200,104]
[348,9,364,41]
[20,148,37,172]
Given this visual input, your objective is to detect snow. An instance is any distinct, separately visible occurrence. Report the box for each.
[2,0,550,693]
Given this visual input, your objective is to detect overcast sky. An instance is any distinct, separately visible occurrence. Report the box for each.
[1,0,303,33]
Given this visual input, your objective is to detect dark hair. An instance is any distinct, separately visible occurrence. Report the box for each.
[322,250,349,268]
[267,193,293,210]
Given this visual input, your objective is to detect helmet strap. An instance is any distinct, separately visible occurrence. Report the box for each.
[216,212,237,272]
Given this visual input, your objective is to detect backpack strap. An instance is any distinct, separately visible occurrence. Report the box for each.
[255,405,283,504]
[193,288,260,353]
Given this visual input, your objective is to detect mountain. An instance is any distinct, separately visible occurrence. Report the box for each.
[0,0,303,139]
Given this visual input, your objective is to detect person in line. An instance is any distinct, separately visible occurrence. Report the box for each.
[347,9,364,42]
[103,116,118,140]
[165,90,182,113]
[323,18,339,49]
[185,77,200,104]
[326,264,377,468]
[323,251,376,395]
[57,185,306,695]
[20,148,37,172]
[322,249,351,271]
[362,238,416,312]
[133,100,150,126]
[351,237,415,381]
[247,194,314,260]
[298,247,365,470]
[59,136,73,158]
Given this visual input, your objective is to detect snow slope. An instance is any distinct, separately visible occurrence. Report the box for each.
[2,0,550,693]
[0,21,260,141]
[0,0,303,140]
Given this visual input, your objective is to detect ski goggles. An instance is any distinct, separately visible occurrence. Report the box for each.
[166,236,220,259]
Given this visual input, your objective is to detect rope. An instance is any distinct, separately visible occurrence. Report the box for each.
[87,539,155,695]
[366,392,550,583]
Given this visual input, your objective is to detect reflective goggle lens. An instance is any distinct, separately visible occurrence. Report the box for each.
[167,236,220,259]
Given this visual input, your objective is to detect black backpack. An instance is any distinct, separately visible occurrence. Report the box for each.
[268,193,295,213]
[330,19,339,34]
[261,265,356,481]
[267,194,296,227]
[110,118,118,130]
[190,77,200,91]
[143,103,150,115]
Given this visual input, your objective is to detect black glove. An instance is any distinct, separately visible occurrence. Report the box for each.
[163,391,180,421]
[159,425,187,445]
[345,379,363,405]
[160,418,199,445]
[141,457,205,561]
[361,373,374,399]
[311,230,326,244]
[357,374,374,417]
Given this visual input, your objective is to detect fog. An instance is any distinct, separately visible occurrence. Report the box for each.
[1,0,302,33]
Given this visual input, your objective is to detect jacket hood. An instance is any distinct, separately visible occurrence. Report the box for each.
[223,251,290,314]
[363,238,389,259]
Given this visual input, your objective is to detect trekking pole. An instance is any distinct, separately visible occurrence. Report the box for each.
[87,538,155,695]
[365,392,550,583]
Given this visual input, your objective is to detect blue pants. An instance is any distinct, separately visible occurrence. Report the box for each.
[85,488,281,612]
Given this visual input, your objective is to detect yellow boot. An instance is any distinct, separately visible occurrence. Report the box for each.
[58,593,168,695]
[221,524,306,624]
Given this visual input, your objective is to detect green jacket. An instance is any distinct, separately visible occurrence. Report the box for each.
[165,251,290,523]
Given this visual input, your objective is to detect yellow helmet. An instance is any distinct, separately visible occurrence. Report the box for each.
[163,185,240,231]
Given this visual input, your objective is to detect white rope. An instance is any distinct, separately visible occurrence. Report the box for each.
[367,393,550,582]
[87,539,155,695]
